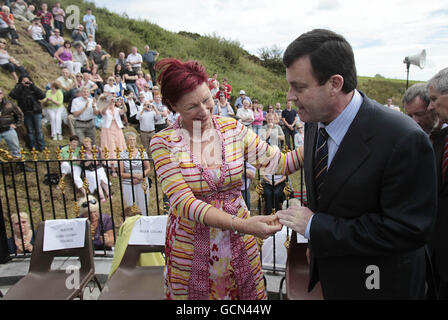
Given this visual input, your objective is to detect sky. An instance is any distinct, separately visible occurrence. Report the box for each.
[91,0,448,81]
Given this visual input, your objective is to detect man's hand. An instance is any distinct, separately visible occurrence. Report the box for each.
[276,206,314,236]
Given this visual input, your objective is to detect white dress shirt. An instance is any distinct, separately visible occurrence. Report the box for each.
[71,97,96,121]
[127,53,143,68]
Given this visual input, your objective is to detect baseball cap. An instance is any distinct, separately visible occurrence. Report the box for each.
[239,90,245,95]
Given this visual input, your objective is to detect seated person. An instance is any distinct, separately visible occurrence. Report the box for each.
[213,92,234,116]
[72,44,91,73]
[80,72,98,97]
[24,5,36,22]
[85,34,96,57]
[71,24,87,50]
[78,196,114,250]
[60,135,84,196]
[0,38,29,81]
[294,124,304,149]
[27,17,55,56]
[49,28,64,50]
[262,173,287,215]
[8,212,34,254]
[90,44,110,74]
[103,76,118,97]
[55,67,77,103]
[108,206,165,278]
[0,6,20,45]
[10,0,29,22]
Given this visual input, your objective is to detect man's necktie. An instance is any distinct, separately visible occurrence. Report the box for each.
[442,135,448,182]
[314,127,329,203]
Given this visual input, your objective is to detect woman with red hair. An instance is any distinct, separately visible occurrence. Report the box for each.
[150,58,304,300]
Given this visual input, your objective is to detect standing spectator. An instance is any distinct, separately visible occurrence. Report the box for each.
[127,46,143,72]
[10,0,28,22]
[27,17,55,56]
[83,8,97,41]
[99,95,126,176]
[281,100,297,150]
[51,2,65,36]
[142,45,159,85]
[0,5,21,45]
[70,87,98,145]
[49,28,64,50]
[54,40,82,75]
[210,80,219,98]
[0,87,31,171]
[384,97,401,112]
[124,91,139,128]
[213,92,234,117]
[71,24,87,50]
[251,99,264,135]
[261,113,284,148]
[151,94,168,132]
[266,105,280,125]
[136,100,161,154]
[236,99,254,127]
[119,132,152,215]
[274,102,283,120]
[222,78,232,97]
[0,38,28,81]
[9,76,46,151]
[122,61,139,98]
[294,124,304,149]
[36,3,53,42]
[90,44,110,75]
[43,81,64,140]
[55,67,77,103]
[234,90,252,109]
[73,44,91,73]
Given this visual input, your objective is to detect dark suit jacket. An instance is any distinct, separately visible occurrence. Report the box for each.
[429,127,448,282]
[299,92,437,299]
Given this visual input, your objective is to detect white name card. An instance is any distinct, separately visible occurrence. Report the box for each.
[128,216,168,246]
[43,218,87,252]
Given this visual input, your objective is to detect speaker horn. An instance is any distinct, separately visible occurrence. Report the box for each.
[403,49,426,69]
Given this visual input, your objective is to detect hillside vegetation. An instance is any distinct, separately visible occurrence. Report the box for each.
[2,0,423,109]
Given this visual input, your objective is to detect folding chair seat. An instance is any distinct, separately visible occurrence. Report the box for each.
[284,231,323,300]
[98,244,165,300]
[3,219,99,300]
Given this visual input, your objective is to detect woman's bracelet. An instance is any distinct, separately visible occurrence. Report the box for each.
[230,215,241,236]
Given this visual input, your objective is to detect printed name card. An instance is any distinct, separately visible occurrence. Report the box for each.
[43,218,87,252]
[128,216,168,246]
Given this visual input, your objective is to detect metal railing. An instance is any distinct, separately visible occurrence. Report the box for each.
[0,145,306,275]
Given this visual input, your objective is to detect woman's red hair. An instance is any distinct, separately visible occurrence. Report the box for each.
[155,58,208,111]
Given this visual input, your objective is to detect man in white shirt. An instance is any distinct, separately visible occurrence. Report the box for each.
[127,47,143,72]
[384,98,401,112]
[236,99,254,127]
[142,84,153,102]
[136,101,161,154]
[70,87,99,145]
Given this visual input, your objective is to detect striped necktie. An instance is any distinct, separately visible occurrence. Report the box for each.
[442,135,448,182]
[314,127,329,203]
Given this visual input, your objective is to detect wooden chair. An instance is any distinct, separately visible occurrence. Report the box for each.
[3,219,100,300]
[98,244,165,300]
[280,231,323,300]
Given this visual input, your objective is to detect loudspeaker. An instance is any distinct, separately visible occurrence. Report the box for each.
[403,49,426,69]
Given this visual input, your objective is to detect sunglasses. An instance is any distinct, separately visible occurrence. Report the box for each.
[81,199,97,208]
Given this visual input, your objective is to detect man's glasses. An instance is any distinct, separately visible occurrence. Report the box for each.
[81,199,97,208]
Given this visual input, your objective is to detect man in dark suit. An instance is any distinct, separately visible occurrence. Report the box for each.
[276,29,437,299]
[427,67,448,299]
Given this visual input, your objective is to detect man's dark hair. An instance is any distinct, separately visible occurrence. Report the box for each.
[69,135,80,142]
[283,29,357,93]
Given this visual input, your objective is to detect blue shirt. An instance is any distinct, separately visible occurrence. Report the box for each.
[305,89,363,239]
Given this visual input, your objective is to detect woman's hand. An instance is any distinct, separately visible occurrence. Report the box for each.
[238,215,282,239]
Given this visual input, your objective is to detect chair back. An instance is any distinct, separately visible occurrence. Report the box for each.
[119,244,164,269]
[29,219,94,275]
